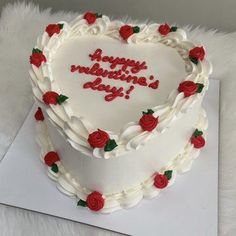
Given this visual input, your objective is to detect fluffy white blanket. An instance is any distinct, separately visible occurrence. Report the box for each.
[0,2,236,236]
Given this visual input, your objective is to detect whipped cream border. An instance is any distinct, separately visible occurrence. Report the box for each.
[36,108,208,213]
[30,15,212,159]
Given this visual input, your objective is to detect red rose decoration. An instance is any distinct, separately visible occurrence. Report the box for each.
[34,107,44,121]
[44,151,60,166]
[178,81,198,97]
[158,24,171,35]
[88,129,109,148]
[42,91,59,105]
[191,135,205,148]
[189,46,205,61]
[84,12,97,24]
[139,114,158,132]
[86,191,104,211]
[154,173,169,189]
[30,52,46,68]
[119,25,134,40]
[46,24,61,37]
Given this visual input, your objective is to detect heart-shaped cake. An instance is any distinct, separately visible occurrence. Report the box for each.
[29,12,212,213]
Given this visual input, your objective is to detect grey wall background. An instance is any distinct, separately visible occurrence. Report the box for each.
[1,0,236,32]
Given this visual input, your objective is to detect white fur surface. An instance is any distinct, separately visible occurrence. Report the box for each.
[0,2,236,236]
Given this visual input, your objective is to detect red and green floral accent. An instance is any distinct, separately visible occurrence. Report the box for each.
[34,107,44,121]
[30,48,46,68]
[88,129,118,152]
[158,23,177,35]
[77,191,105,211]
[42,91,68,105]
[191,129,205,148]
[119,25,140,40]
[45,23,64,37]
[139,109,159,132]
[189,46,205,64]
[44,151,60,173]
[83,12,102,25]
[154,170,172,189]
[178,80,204,97]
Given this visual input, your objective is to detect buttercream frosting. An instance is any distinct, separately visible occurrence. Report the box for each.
[29,14,212,159]
[30,14,212,213]
[36,108,207,213]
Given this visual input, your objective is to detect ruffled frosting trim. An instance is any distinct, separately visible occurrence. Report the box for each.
[30,15,212,159]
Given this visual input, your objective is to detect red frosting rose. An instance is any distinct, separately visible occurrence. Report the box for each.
[158,24,171,35]
[178,81,198,97]
[44,151,60,166]
[191,135,205,148]
[34,107,44,121]
[46,24,61,37]
[119,25,134,40]
[30,52,46,68]
[88,129,109,148]
[42,91,59,105]
[189,46,205,61]
[154,173,169,189]
[84,12,97,24]
[86,191,104,211]
[139,114,158,132]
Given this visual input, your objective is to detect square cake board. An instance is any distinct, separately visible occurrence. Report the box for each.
[0,80,219,236]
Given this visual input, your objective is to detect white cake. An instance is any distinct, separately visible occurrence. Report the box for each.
[29,12,212,213]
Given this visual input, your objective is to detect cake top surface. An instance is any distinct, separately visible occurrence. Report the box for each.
[51,35,186,132]
[29,12,212,159]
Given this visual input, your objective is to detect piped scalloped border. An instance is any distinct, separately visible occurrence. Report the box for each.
[29,14,212,159]
[35,107,208,213]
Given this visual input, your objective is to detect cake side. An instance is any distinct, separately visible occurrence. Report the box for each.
[44,96,202,195]
[35,107,208,213]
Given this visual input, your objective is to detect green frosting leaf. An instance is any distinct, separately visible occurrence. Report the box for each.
[170,26,178,32]
[51,163,59,173]
[57,94,69,105]
[190,57,198,65]
[77,199,87,207]
[32,48,42,54]
[142,109,154,115]
[58,23,64,29]
[133,26,140,33]
[104,139,118,152]
[196,83,204,93]
[95,13,103,18]
[164,170,173,180]
[193,129,203,137]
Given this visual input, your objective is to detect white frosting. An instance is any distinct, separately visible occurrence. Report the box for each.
[36,108,208,213]
[30,14,212,213]
[51,36,186,132]
[29,14,212,159]
[45,96,202,194]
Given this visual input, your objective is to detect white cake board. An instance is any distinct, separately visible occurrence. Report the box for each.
[0,80,219,236]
